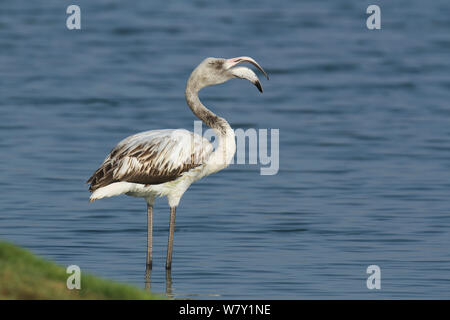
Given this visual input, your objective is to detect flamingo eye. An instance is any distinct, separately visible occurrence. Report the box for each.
[208,60,224,70]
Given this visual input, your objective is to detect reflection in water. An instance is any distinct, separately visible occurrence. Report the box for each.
[144,266,174,298]
[165,269,173,298]
[144,267,220,298]
[144,265,151,291]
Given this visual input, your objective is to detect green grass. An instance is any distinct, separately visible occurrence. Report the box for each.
[0,241,163,299]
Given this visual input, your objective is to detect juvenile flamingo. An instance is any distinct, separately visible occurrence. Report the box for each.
[87,56,268,270]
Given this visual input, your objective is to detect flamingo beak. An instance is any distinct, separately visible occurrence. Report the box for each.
[225,56,268,93]
[225,56,269,80]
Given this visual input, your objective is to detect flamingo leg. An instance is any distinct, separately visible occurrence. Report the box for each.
[166,206,177,269]
[146,203,153,269]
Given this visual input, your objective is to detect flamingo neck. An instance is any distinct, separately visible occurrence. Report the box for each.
[185,85,236,172]
[185,86,229,134]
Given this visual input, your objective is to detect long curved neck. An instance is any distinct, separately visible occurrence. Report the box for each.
[185,83,230,134]
[185,78,236,171]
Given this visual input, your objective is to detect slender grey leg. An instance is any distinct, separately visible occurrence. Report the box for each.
[146,203,153,269]
[166,206,177,270]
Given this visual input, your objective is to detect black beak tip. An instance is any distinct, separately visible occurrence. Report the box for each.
[255,80,263,93]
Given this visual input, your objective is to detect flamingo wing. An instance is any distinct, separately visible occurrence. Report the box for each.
[87,129,213,192]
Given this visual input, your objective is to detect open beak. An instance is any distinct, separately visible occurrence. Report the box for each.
[225,56,269,93]
[225,56,269,79]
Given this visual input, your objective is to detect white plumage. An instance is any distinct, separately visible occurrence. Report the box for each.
[88,128,233,207]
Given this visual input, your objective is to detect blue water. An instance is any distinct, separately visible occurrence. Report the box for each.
[1,0,450,299]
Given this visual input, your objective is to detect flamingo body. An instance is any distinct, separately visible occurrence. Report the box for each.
[88,128,235,207]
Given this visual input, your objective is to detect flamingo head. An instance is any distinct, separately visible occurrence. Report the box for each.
[190,56,269,93]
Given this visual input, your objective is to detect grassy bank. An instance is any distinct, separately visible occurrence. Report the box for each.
[0,241,162,299]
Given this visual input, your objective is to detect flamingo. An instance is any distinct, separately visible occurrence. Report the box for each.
[87,56,268,270]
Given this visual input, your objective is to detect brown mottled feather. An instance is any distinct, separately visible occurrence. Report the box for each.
[87,129,213,192]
